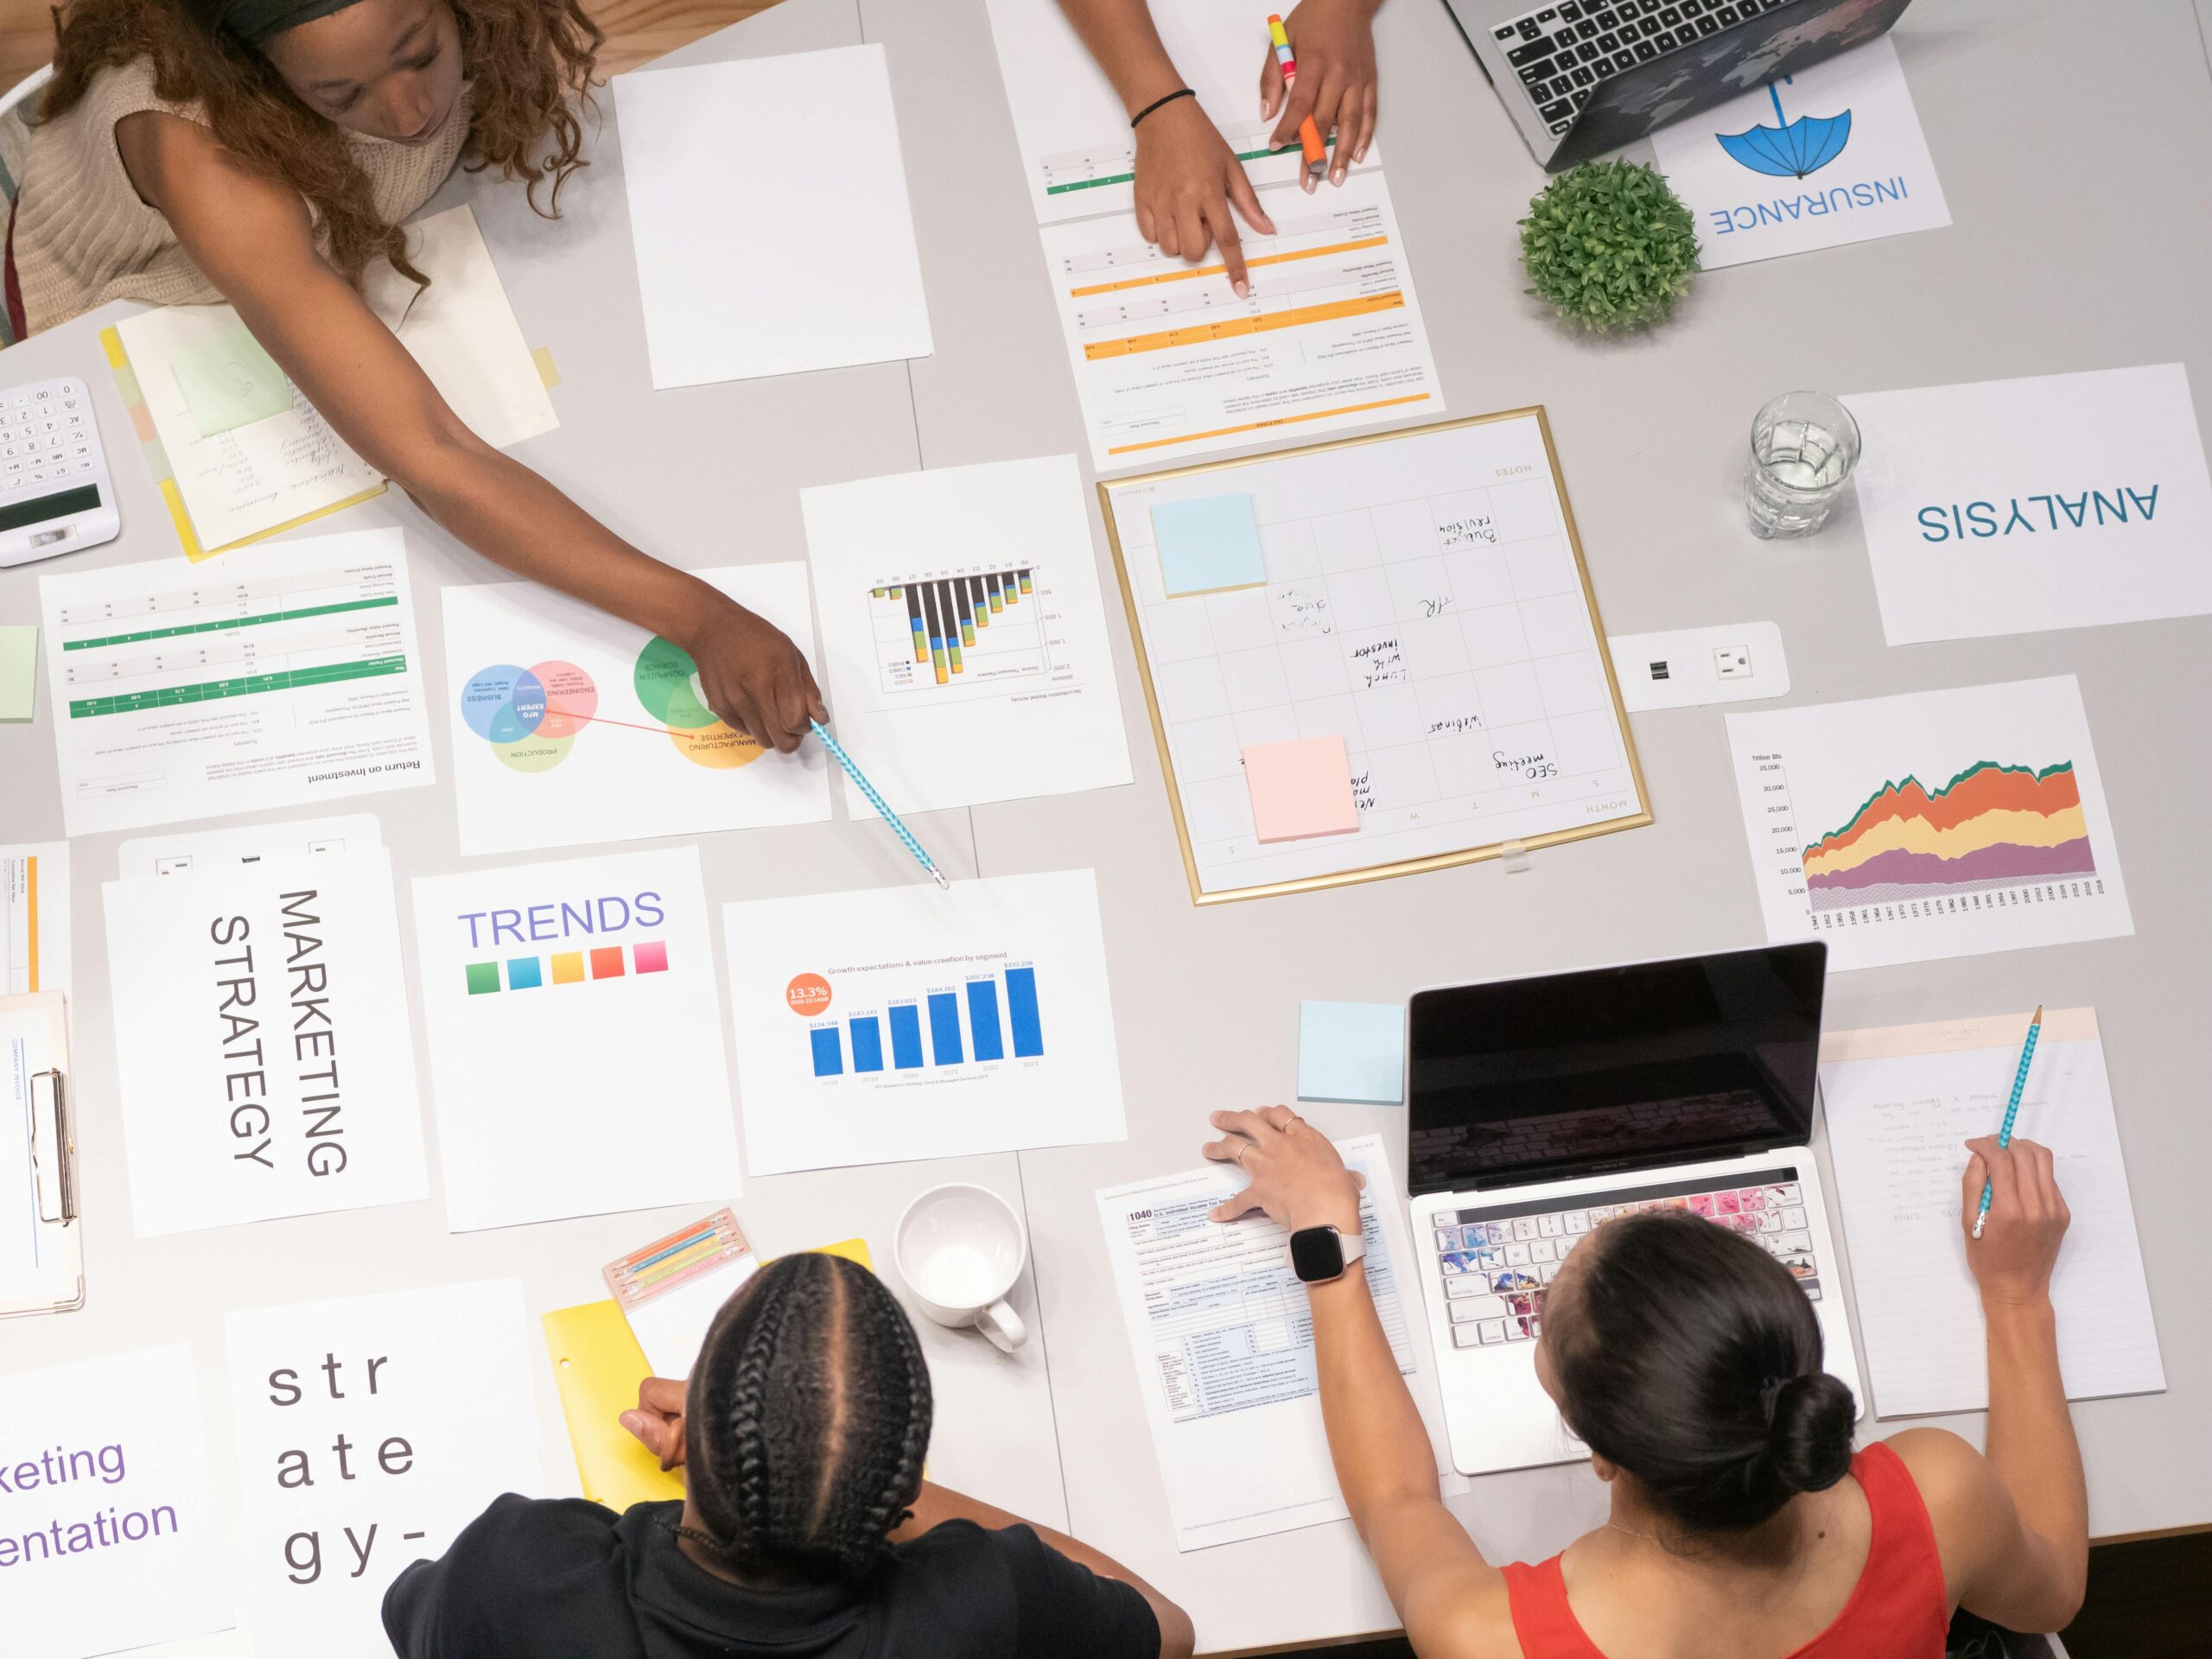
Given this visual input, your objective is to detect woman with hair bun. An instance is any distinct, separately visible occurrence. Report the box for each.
[384,1251,1195,1658]
[1202,1106,2090,1656]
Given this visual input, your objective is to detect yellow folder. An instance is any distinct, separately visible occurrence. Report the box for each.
[543,1239,874,1512]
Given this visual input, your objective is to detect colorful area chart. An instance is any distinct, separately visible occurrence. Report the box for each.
[461,638,762,773]
[1802,760,2090,909]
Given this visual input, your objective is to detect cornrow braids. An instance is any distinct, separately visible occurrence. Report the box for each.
[686,1252,934,1581]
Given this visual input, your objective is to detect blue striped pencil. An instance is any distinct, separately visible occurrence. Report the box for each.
[1972,1006,2043,1239]
[810,719,950,891]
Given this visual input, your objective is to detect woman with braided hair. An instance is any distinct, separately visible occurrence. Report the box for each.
[383,1250,1194,1659]
[8,0,824,754]
[1200,1106,2090,1658]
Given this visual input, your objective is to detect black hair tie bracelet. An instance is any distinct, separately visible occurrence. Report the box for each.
[1131,87,1196,129]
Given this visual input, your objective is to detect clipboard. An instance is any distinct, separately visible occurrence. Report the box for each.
[2,991,85,1318]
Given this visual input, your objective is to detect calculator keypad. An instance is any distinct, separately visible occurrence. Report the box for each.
[1,381,97,494]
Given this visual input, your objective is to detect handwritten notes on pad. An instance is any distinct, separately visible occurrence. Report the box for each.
[1154,493,1266,596]
[1819,1008,2164,1418]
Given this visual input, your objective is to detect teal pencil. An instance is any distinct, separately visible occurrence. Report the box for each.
[810,719,950,891]
[1972,1006,2043,1240]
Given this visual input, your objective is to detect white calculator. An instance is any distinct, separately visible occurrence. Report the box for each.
[0,376,121,569]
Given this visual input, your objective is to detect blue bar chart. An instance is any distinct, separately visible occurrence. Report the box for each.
[804,964,1045,1084]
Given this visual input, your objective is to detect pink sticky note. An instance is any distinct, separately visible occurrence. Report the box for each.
[1243,735,1359,842]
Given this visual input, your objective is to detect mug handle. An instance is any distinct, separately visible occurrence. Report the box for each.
[975,1299,1027,1353]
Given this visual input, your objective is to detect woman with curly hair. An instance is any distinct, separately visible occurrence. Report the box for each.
[10,0,822,752]
[384,1250,1196,1657]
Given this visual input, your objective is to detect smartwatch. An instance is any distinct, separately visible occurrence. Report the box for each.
[1289,1223,1367,1284]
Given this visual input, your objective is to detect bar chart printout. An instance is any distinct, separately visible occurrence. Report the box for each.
[870,569,1045,696]
[723,871,1126,1173]
[805,964,1046,1077]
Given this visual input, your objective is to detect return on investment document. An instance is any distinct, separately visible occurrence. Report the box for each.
[1097,1134,1460,1549]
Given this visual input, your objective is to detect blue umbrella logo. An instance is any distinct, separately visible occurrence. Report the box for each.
[1716,76,1852,178]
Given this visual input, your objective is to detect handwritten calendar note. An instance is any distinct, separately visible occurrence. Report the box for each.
[1101,413,1649,901]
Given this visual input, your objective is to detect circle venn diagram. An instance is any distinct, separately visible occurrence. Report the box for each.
[461,640,764,773]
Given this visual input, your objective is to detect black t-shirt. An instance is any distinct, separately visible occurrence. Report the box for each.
[383,1496,1162,1659]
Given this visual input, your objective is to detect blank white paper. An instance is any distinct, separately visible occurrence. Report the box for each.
[1819,1008,2164,1419]
[613,43,932,389]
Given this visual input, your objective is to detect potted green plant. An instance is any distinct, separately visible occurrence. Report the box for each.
[1519,159,1700,332]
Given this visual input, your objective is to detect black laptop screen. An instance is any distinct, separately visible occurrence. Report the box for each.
[1554,0,1915,173]
[1405,943,1826,1197]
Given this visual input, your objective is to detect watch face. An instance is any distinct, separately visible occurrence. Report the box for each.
[1290,1225,1345,1281]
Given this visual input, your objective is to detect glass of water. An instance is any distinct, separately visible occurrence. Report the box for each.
[1745,391,1861,539]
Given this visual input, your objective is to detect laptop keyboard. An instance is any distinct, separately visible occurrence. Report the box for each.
[1491,0,1795,136]
[1432,1164,1820,1348]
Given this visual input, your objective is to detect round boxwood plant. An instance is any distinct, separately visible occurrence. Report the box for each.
[1519,159,1700,332]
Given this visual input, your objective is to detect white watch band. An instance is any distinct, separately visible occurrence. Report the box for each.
[1337,1225,1367,1271]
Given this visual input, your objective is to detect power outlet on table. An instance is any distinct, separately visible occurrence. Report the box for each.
[1609,622,1789,711]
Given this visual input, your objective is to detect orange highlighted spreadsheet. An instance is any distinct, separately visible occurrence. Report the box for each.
[1105,393,1430,455]
[1085,292,1407,360]
[1039,169,1443,471]
[1067,235,1389,298]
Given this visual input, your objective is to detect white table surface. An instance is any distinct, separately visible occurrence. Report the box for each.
[3,0,2208,1652]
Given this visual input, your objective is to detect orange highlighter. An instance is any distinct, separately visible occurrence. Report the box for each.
[1266,15,1328,184]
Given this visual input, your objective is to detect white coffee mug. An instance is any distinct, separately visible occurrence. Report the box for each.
[894,1183,1028,1353]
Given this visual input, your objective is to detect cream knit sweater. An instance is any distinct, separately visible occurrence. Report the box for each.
[11,59,471,334]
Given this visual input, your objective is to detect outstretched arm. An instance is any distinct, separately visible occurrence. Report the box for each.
[119,111,824,753]
[1203,1109,1508,1655]
[1891,1135,2088,1632]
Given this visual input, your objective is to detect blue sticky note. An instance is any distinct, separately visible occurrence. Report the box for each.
[1152,493,1266,596]
[1298,1001,1404,1105]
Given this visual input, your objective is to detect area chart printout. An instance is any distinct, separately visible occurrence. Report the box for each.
[441,563,831,855]
[1103,414,1648,900]
[1097,1135,1456,1550]
[721,869,1126,1175]
[1040,170,1444,472]
[38,529,435,837]
[799,455,1131,817]
[1725,676,2133,972]
[1819,1010,2164,1418]
[982,0,1383,224]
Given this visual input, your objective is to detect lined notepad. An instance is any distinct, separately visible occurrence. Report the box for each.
[1819,1008,2164,1419]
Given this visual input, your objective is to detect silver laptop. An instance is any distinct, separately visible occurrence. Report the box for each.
[1405,942,1862,1476]
[1441,0,1915,171]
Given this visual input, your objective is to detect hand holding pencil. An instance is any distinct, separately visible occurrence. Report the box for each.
[1961,1135,2070,1308]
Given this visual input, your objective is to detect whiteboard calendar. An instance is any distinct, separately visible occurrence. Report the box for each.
[1099,412,1650,902]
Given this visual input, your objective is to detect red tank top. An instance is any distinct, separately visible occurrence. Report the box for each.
[1502,1443,1950,1658]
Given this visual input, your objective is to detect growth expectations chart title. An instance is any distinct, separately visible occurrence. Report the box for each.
[209,886,353,1178]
